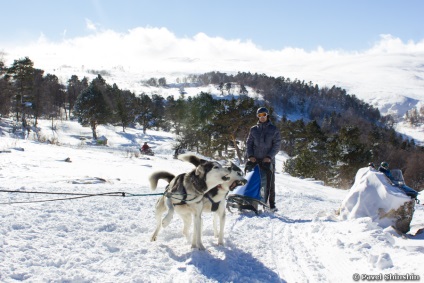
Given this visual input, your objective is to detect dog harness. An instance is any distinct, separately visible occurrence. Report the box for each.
[164,173,188,205]
[204,188,221,212]
[165,172,220,208]
[165,172,207,205]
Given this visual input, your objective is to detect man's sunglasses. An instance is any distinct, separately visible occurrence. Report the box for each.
[257,113,267,118]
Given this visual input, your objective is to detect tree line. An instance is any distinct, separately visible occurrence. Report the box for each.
[405,105,424,126]
[1,57,423,190]
[186,72,424,190]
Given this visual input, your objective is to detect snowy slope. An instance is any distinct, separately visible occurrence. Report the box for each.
[37,63,424,145]
[45,54,424,119]
[0,120,423,282]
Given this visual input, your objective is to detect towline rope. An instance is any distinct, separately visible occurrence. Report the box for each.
[0,189,183,205]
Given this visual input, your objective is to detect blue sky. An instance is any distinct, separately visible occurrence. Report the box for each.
[1,0,424,113]
[1,0,423,51]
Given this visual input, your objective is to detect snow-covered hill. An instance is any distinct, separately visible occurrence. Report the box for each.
[37,58,424,144]
[47,53,424,120]
[0,119,423,282]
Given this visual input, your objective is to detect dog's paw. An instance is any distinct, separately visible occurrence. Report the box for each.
[192,244,206,250]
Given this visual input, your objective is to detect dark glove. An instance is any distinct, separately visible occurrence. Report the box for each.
[261,162,273,173]
[245,161,256,173]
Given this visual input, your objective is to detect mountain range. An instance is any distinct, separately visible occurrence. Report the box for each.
[41,52,424,144]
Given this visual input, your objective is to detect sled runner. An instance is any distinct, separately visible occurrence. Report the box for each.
[226,164,269,214]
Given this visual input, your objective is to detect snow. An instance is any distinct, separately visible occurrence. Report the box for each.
[395,121,424,145]
[1,119,423,282]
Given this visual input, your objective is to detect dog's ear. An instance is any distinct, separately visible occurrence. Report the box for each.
[195,159,209,177]
[199,158,208,165]
[195,164,205,178]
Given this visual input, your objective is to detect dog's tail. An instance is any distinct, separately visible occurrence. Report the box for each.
[178,153,204,167]
[149,171,175,191]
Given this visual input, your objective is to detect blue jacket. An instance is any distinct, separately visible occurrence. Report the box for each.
[378,166,395,183]
[246,120,281,162]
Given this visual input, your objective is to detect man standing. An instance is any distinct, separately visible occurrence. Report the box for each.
[246,107,282,211]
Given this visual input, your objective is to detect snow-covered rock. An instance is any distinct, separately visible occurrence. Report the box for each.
[339,167,415,233]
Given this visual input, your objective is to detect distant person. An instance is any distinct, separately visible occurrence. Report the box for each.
[141,142,150,152]
[140,142,154,156]
[368,162,376,169]
[378,162,395,181]
[378,162,418,200]
[246,107,282,212]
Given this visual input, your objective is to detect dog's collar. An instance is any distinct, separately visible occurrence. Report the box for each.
[204,193,221,212]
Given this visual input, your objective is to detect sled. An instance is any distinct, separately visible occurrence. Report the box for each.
[140,148,154,156]
[226,164,269,215]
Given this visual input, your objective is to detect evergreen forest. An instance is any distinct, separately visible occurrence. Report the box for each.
[1,57,423,190]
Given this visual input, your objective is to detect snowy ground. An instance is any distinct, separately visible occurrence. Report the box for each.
[395,121,424,146]
[0,119,423,282]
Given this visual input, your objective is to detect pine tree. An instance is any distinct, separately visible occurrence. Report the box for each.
[6,57,35,123]
[67,75,88,120]
[239,84,248,95]
[0,65,12,116]
[336,126,370,187]
[114,88,135,132]
[151,94,166,130]
[134,93,153,134]
[32,69,46,126]
[212,96,256,161]
[73,84,112,139]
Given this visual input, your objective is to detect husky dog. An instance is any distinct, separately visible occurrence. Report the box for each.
[149,154,232,250]
[153,160,246,247]
[192,162,246,245]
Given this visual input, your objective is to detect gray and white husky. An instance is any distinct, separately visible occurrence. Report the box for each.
[149,154,246,249]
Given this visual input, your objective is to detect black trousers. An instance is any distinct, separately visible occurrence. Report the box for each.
[261,164,276,208]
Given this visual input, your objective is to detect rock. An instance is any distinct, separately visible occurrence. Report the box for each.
[339,167,415,233]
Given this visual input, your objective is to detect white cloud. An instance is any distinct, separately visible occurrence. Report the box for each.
[85,18,98,31]
[367,34,424,54]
